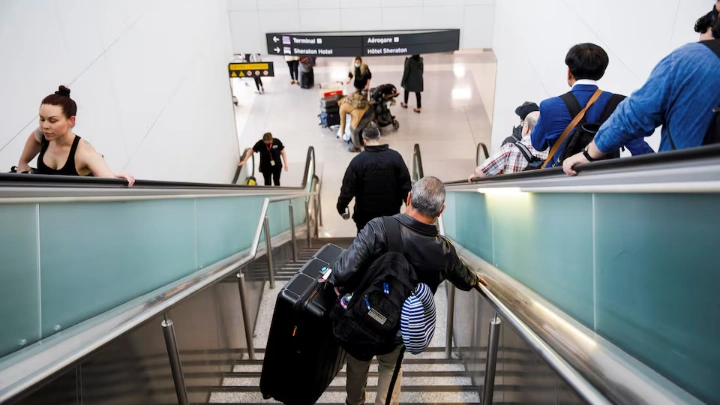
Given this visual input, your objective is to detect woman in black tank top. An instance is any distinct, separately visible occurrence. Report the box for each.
[16,86,135,185]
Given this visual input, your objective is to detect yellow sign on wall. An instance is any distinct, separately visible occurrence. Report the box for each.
[228,62,275,78]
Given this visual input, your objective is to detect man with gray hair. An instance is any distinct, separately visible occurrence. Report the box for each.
[470,110,547,180]
[337,124,411,233]
[328,176,487,405]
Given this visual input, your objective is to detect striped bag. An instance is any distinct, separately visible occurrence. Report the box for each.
[400,283,436,355]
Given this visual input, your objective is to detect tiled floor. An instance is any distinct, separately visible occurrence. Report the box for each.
[231,51,496,238]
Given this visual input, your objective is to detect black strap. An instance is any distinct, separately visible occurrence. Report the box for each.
[383,217,403,254]
[511,139,536,163]
[560,92,584,123]
[701,39,720,59]
[599,94,626,123]
[385,346,406,405]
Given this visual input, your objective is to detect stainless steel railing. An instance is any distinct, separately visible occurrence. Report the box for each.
[0,189,321,404]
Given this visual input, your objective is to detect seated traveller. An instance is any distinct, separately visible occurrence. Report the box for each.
[16,86,135,186]
[531,43,654,168]
[563,18,720,175]
[470,111,546,180]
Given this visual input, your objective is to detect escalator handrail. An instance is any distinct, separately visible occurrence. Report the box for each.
[232,147,255,185]
[0,147,317,197]
[476,142,489,165]
[459,142,720,187]
[0,190,319,403]
[412,143,424,181]
[440,232,704,405]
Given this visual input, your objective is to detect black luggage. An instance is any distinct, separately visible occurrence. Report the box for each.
[320,95,341,109]
[319,111,340,128]
[301,69,314,89]
[314,243,344,263]
[260,248,346,405]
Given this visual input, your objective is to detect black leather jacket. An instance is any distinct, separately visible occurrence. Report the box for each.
[328,214,478,294]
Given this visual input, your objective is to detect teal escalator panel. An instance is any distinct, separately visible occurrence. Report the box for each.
[196,196,265,268]
[594,193,720,403]
[444,190,720,403]
[0,205,41,357]
[39,200,197,338]
[445,191,594,327]
[444,192,493,261]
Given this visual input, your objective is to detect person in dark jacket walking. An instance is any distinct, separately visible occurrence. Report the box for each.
[400,55,424,113]
[337,125,412,233]
[327,176,487,405]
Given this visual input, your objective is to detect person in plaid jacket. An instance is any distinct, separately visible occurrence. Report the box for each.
[470,111,547,179]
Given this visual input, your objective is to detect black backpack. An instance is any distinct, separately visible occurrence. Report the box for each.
[330,217,418,362]
[555,92,625,165]
[502,125,524,146]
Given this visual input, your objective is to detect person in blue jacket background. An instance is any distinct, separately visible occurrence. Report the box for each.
[531,43,654,168]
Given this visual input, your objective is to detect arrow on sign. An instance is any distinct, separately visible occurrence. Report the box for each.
[273,36,279,43]
[274,47,280,53]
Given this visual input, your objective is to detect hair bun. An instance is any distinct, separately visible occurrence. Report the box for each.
[55,85,71,97]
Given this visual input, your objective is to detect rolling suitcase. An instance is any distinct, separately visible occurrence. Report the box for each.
[314,243,344,264]
[319,111,340,128]
[260,248,346,405]
[320,95,341,109]
[301,69,314,89]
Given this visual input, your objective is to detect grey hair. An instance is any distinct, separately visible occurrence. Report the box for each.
[411,176,446,218]
[362,124,381,141]
[523,111,539,133]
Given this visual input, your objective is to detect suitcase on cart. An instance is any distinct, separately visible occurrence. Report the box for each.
[260,246,346,405]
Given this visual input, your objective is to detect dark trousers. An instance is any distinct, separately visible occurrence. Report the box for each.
[261,167,282,186]
[287,61,299,81]
[254,77,263,91]
[404,90,422,108]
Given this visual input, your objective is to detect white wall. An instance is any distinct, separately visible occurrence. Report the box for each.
[0,0,240,183]
[490,0,712,151]
[227,0,495,54]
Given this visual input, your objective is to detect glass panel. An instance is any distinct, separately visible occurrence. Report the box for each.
[196,196,266,268]
[0,205,41,357]
[594,194,720,403]
[444,192,493,262]
[488,192,594,327]
[445,190,720,402]
[39,200,196,338]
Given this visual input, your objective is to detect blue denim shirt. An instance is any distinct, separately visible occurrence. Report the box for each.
[594,42,720,153]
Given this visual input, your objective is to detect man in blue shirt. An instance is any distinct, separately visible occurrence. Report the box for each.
[531,43,654,168]
[563,20,720,175]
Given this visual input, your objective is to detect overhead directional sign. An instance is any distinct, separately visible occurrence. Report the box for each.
[266,30,460,58]
[228,62,275,78]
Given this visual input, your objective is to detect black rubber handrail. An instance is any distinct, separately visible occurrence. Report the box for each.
[232,148,254,185]
[1,146,317,191]
[477,142,489,164]
[454,143,720,186]
[413,143,424,181]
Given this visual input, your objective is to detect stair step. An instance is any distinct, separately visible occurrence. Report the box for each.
[221,375,472,388]
[234,363,467,373]
[208,390,479,404]
[206,385,477,393]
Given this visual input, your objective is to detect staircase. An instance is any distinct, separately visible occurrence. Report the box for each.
[209,238,481,405]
